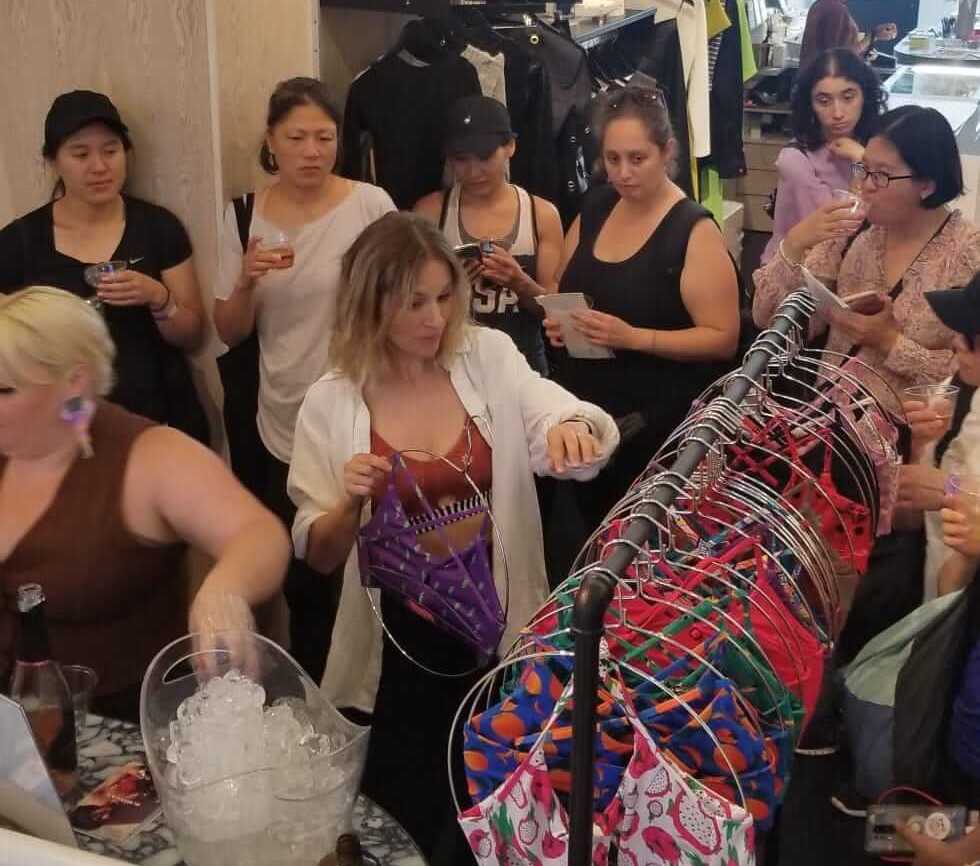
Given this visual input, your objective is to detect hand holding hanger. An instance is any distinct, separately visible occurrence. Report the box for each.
[343,452,393,501]
[826,296,899,353]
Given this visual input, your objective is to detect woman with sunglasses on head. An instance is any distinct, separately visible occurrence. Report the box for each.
[754,105,980,408]
[762,48,885,264]
[543,83,741,530]
[415,95,564,376]
[287,212,619,864]
[213,77,395,681]
[0,90,208,444]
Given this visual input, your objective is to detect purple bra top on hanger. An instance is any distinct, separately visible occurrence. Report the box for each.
[357,451,505,661]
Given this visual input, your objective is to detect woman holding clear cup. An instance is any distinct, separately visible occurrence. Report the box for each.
[213,77,394,681]
[897,273,980,598]
[0,90,208,443]
[754,105,980,410]
[761,48,885,264]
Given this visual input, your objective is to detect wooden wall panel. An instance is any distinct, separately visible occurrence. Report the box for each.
[213,0,319,200]
[319,8,409,106]
[0,0,220,287]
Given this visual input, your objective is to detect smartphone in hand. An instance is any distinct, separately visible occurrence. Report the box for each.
[845,291,885,315]
[454,243,484,263]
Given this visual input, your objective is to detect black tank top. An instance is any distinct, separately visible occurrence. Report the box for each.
[553,185,725,451]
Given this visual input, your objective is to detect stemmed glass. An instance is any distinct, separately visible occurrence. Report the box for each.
[82,260,128,312]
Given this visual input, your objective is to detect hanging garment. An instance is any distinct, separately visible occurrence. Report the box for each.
[616,18,695,196]
[705,0,747,178]
[342,51,481,208]
[463,44,508,105]
[461,680,757,866]
[500,38,561,207]
[357,450,505,659]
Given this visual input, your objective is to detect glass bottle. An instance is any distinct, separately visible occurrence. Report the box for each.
[10,583,78,798]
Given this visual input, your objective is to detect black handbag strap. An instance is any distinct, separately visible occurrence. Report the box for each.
[232,193,255,252]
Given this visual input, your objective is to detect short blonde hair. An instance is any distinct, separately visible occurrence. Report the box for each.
[0,286,116,395]
[331,212,471,382]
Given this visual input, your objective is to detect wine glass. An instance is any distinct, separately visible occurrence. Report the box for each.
[83,260,128,312]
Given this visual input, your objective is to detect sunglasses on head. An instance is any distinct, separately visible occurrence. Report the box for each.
[608,87,667,110]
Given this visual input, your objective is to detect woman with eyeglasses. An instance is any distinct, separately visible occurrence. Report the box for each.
[761,48,885,264]
[754,105,980,407]
[543,83,741,529]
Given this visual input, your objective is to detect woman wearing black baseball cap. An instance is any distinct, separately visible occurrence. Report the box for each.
[414,95,564,377]
[0,90,208,443]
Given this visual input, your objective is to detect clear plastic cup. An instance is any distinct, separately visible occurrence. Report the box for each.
[61,664,98,742]
[904,384,960,419]
[833,188,866,216]
[947,473,980,519]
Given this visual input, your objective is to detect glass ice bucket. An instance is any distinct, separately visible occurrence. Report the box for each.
[140,632,369,866]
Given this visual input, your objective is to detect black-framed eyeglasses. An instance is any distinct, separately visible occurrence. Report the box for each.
[851,162,916,189]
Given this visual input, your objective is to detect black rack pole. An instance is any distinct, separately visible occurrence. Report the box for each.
[567,295,814,866]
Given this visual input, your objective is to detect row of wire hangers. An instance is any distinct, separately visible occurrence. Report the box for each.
[448,292,904,818]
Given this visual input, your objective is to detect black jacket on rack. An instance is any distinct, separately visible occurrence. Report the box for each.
[705,0,747,179]
[615,18,694,197]
[498,37,561,210]
[529,24,595,225]
[341,49,481,209]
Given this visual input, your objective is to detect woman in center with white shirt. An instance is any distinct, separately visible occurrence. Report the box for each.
[287,212,619,864]
[213,77,395,680]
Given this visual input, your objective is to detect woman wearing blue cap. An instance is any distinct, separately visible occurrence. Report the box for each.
[0,90,208,444]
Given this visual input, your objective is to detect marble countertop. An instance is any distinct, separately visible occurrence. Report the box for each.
[74,715,426,866]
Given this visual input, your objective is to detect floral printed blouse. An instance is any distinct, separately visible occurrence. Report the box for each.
[752,210,980,405]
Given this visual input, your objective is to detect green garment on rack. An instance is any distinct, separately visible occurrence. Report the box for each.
[706,0,733,39]
[699,164,725,223]
[736,0,758,80]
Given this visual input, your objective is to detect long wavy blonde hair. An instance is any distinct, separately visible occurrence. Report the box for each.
[330,212,472,382]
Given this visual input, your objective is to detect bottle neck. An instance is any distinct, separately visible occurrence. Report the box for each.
[17,603,53,663]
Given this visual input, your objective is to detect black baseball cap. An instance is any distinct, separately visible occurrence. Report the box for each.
[43,90,131,158]
[445,96,515,159]
[926,272,980,338]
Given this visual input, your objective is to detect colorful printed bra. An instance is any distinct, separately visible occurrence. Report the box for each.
[460,680,756,866]
[357,452,505,658]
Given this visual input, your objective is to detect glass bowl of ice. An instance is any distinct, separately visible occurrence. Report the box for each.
[140,632,368,866]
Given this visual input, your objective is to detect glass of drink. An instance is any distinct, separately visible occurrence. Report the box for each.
[61,665,98,743]
[833,188,866,217]
[259,229,295,270]
[904,384,960,420]
[83,260,128,312]
[947,472,980,520]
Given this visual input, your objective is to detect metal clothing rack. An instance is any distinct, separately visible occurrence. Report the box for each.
[567,292,816,866]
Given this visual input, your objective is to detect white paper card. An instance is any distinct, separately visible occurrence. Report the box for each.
[800,265,848,313]
[537,293,615,360]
